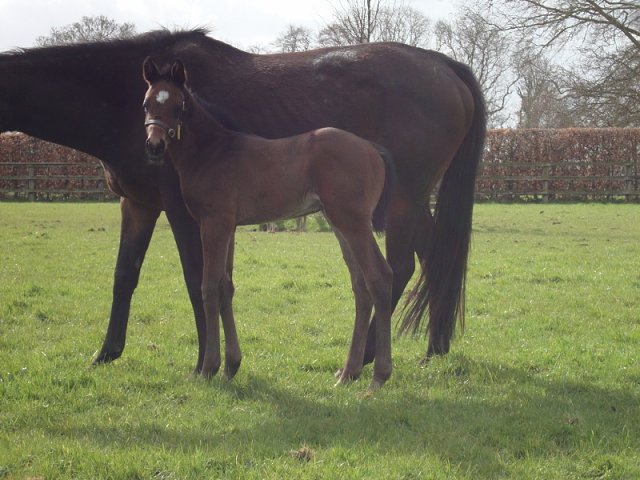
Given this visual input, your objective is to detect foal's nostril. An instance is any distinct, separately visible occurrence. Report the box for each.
[145,138,166,158]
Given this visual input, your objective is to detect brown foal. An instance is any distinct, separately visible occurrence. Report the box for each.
[142,58,396,389]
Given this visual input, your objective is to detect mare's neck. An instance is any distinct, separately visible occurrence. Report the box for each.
[0,51,140,162]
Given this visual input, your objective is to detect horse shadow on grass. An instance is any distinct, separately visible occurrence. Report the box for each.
[50,354,640,477]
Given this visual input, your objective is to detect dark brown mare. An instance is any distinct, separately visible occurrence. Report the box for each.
[0,30,485,374]
[142,58,396,388]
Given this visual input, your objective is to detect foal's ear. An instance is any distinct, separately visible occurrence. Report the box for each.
[143,56,160,84]
[171,60,187,87]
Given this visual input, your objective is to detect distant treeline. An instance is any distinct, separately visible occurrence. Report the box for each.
[1,129,639,202]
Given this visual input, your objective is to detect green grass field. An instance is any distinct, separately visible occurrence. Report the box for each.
[1,203,639,479]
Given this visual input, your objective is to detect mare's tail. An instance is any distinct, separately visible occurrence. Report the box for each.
[372,144,397,233]
[400,60,487,356]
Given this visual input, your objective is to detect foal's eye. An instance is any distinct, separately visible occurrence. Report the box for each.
[142,101,150,113]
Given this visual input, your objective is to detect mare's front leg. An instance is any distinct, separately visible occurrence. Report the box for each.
[94,198,160,364]
[220,232,242,379]
[199,216,235,378]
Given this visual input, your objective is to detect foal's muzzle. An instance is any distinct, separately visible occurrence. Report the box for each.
[145,137,166,160]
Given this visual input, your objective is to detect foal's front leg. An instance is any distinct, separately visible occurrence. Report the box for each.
[220,231,242,379]
[199,217,234,379]
[334,231,373,385]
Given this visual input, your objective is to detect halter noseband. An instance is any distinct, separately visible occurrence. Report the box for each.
[144,101,187,140]
[144,118,180,139]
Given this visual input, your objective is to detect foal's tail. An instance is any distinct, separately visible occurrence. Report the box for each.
[372,144,397,233]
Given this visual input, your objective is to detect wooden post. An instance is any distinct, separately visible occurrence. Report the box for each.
[97,173,105,202]
[542,165,550,203]
[628,163,638,202]
[27,165,35,201]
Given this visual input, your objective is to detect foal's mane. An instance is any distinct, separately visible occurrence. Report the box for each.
[148,66,243,133]
[188,89,244,132]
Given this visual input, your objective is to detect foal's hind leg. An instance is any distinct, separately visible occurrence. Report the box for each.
[334,231,374,385]
[363,197,424,366]
[333,224,393,389]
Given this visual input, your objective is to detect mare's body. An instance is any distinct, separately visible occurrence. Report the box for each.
[0,30,486,372]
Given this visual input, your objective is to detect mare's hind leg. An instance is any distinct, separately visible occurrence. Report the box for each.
[333,231,374,385]
[363,197,428,365]
[220,232,242,379]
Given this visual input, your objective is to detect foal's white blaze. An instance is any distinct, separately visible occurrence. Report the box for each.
[156,90,170,104]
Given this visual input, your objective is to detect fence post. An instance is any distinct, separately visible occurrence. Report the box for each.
[27,165,36,201]
[97,176,105,202]
[542,165,550,203]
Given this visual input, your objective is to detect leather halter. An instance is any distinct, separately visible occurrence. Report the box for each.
[144,101,187,140]
[144,118,180,139]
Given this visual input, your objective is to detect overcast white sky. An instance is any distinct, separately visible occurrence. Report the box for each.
[0,0,458,52]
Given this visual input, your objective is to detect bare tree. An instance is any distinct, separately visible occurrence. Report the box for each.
[485,0,640,126]
[318,0,430,47]
[513,46,575,127]
[35,16,136,46]
[434,7,516,127]
[494,0,639,50]
[274,25,313,53]
[377,3,431,45]
[246,44,271,54]
[565,43,640,126]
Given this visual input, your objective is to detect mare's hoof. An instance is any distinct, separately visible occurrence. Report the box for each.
[224,358,242,380]
[92,347,122,365]
[426,342,450,358]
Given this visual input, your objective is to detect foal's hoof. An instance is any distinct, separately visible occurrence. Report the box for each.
[419,355,432,367]
[200,363,221,380]
[369,366,391,390]
[368,377,386,391]
[334,368,361,386]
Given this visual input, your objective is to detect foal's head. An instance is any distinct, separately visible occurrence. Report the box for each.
[142,57,188,161]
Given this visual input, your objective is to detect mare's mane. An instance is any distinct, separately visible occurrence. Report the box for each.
[0,28,239,62]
